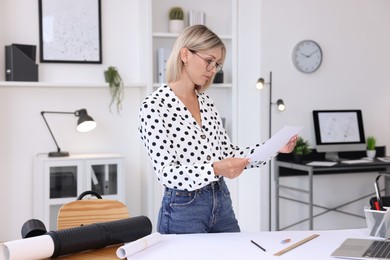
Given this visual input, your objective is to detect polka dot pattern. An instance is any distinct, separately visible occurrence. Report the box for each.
[138,85,269,191]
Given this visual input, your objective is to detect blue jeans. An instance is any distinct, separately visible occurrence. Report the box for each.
[157,177,240,234]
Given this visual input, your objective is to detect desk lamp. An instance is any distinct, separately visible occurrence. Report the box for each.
[41,109,97,157]
[256,71,286,230]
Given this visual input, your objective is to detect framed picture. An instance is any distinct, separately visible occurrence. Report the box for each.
[38,0,102,63]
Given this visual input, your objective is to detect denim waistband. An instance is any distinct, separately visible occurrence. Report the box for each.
[165,177,224,193]
[202,177,224,191]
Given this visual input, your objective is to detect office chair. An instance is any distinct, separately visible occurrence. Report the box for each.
[57,191,129,230]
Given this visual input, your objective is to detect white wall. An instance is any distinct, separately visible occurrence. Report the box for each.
[1,0,390,241]
[0,0,145,241]
[235,0,265,232]
[261,0,390,150]
[0,85,145,241]
[260,0,390,230]
[1,0,143,84]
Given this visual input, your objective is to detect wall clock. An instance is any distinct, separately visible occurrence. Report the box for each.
[292,40,322,73]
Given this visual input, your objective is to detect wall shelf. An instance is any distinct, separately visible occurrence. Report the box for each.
[152,83,232,89]
[153,32,232,40]
[0,81,147,89]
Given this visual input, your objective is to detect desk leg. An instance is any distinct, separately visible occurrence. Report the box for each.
[308,168,313,230]
[385,166,390,195]
[275,166,280,231]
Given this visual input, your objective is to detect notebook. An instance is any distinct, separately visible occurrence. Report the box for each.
[331,238,390,259]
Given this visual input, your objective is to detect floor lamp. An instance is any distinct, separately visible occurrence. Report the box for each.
[256,71,286,230]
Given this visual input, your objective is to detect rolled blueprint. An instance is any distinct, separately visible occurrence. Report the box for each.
[0,216,152,260]
[0,235,54,260]
[116,232,163,259]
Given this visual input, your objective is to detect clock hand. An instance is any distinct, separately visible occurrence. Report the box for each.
[300,53,309,58]
[308,50,319,57]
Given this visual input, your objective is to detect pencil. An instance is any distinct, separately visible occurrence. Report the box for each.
[251,240,266,252]
[273,234,320,256]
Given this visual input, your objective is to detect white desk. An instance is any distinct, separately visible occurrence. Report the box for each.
[0,228,373,259]
[127,228,370,259]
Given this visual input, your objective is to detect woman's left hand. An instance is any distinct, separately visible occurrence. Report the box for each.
[279,135,298,153]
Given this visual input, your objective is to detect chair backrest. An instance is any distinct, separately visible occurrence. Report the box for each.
[57,198,129,230]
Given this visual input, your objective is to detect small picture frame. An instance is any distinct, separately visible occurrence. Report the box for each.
[38,0,102,63]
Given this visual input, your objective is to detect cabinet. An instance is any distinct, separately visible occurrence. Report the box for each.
[33,154,125,231]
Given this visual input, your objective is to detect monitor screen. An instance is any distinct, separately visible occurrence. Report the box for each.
[312,110,366,160]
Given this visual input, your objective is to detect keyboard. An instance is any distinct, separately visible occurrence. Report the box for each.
[363,240,390,259]
[340,159,372,164]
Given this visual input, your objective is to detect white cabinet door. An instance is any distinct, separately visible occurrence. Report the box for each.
[85,158,124,201]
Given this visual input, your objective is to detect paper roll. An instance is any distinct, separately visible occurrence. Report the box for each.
[116,232,163,259]
[0,235,54,260]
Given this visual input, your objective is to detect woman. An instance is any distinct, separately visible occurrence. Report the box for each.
[138,25,297,234]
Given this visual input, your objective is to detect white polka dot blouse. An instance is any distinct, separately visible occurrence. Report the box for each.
[139,85,269,191]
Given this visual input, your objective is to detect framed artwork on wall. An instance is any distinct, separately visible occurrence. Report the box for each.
[38,0,102,63]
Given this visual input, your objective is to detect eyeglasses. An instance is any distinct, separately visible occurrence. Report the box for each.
[189,50,223,72]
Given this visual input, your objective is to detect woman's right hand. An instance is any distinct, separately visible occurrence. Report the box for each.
[213,158,250,179]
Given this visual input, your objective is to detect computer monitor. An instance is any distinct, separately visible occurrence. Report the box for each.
[312,110,366,161]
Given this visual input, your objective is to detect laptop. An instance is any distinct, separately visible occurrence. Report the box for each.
[331,238,390,259]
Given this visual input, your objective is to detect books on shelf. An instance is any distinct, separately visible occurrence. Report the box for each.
[188,10,205,26]
[157,48,171,84]
[378,157,390,163]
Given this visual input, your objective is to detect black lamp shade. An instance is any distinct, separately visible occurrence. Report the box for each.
[76,109,97,132]
[256,78,265,89]
[276,99,286,112]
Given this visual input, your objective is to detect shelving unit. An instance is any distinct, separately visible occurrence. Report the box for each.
[143,0,238,223]
[33,153,125,231]
[145,0,237,136]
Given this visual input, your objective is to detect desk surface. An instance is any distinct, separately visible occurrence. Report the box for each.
[277,158,390,176]
[55,228,372,260]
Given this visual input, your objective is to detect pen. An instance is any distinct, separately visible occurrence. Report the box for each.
[374,175,385,211]
[251,240,266,252]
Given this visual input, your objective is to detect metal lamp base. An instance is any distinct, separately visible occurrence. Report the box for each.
[48,151,69,157]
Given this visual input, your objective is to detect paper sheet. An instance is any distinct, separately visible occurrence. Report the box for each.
[0,235,54,260]
[306,161,337,167]
[116,232,163,259]
[246,126,303,163]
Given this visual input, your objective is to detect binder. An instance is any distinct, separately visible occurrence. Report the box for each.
[188,11,206,26]
[5,44,38,81]
[157,48,171,83]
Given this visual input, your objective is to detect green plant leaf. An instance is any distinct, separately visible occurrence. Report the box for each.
[104,66,124,114]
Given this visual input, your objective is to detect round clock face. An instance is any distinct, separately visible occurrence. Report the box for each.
[292,40,322,73]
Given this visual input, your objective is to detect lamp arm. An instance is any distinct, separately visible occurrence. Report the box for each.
[40,111,75,153]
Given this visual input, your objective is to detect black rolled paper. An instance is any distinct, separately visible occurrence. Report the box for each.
[21,219,47,238]
[47,216,152,258]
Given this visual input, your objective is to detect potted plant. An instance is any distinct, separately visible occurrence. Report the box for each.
[104,66,124,114]
[169,7,184,33]
[366,136,376,159]
[293,137,311,163]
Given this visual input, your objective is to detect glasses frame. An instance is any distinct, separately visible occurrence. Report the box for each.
[188,50,223,72]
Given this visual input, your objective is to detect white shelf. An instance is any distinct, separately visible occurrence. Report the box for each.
[0,81,147,88]
[35,153,124,160]
[152,83,232,88]
[49,198,76,205]
[153,32,232,40]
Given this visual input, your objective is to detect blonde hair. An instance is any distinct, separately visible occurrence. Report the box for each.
[166,25,226,92]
